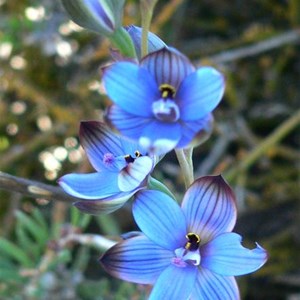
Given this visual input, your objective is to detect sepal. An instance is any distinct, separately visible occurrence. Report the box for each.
[73,190,137,215]
[147,176,176,200]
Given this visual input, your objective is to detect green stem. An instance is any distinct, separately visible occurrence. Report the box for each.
[225,108,300,182]
[140,0,157,57]
[175,148,194,189]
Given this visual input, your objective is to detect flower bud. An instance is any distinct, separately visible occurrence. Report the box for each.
[61,0,125,36]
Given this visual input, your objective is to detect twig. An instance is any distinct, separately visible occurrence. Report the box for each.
[58,233,117,250]
[0,124,65,170]
[23,232,116,296]
[195,122,237,177]
[0,171,77,203]
[201,29,300,64]
[225,108,300,182]
[152,0,184,32]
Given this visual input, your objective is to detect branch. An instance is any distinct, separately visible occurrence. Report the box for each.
[0,125,64,171]
[202,29,300,64]
[0,171,78,203]
[225,108,300,182]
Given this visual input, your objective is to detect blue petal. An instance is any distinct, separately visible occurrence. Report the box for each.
[176,114,213,148]
[191,268,240,300]
[80,121,127,171]
[133,190,187,250]
[181,175,237,243]
[141,47,195,88]
[103,62,159,117]
[176,67,225,121]
[74,190,136,215]
[149,264,198,300]
[125,25,166,59]
[139,120,181,155]
[118,156,153,191]
[201,232,268,276]
[58,171,119,199]
[100,235,172,284]
[105,105,151,141]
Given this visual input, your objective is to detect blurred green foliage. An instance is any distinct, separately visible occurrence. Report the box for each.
[0,0,300,299]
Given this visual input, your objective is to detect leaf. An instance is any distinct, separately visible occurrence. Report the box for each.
[0,238,32,267]
[32,208,48,232]
[15,211,48,247]
[0,268,24,283]
[15,225,40,260]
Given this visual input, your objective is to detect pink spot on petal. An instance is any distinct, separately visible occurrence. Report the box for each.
[171,257,187,268]
[103,153,115,166]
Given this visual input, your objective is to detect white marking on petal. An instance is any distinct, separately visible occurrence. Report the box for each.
[118,156,153,192]
[139,137,178,155]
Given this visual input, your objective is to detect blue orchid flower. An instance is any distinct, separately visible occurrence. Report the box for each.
[58,121,154,214]
[103,47,224,154]
[100,175,268,299]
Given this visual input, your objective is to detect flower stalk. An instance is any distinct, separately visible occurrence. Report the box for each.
[175,148,194,189]
[140,0,158,57]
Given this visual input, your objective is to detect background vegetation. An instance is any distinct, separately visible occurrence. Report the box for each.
[0,0,300,299]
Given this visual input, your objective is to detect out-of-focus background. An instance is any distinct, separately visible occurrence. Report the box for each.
[0,0,300,299]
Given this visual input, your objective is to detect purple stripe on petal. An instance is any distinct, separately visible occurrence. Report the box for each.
[149,264,197,300]
[191,268,240,300]
[181,175,237,243]
[133,190,187,251]
[176,67,225,121]
[80,121,125,171]
[102,62,158,117]
[141,48,195,88]
[85,0,115,32]
[100,236,172,284]
[201,232,268,276]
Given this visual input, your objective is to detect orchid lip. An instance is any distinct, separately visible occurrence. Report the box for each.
[172,247,201,267]
[152,99,180,122]
[152,83,180,122]
[171,232,201,268]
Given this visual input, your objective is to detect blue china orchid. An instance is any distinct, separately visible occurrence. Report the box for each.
[58,121,154,214]
[100,175,268,299]
[103,47,223,154]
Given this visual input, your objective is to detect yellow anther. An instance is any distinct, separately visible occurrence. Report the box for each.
[184,233,201,251]
[159,84,176,99]
[185,241,192,250]
[124,154,135,163]
[186,233,200,243]
[134,150,141,157]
